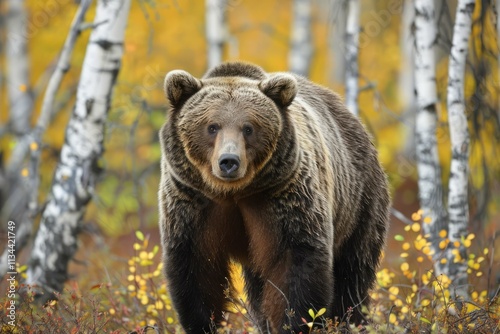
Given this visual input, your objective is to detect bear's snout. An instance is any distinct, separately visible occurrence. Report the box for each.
[218,153,240,177]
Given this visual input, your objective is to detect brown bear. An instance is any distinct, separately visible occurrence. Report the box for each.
[158,62,390,333]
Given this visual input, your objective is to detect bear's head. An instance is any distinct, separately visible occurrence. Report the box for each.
[163,64,297,194]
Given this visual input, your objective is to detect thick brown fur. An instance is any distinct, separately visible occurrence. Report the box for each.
[158,62,390,333]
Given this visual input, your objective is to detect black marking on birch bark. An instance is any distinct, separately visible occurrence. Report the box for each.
[93,39,123,50]
[449,201,468,212]
[415,7,433,21]
[61,65,70,74]
[422,104,437,114]
[85,98,94,115]
[449,99,463,107]
[108,67,120,92]
[464,3,475,13]
[451,146,469,160]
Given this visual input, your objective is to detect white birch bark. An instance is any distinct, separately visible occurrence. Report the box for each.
[329,1,347,84]
[206,0,226,69]
[446,0,475,298]
[0,0,92,279]
[400,1,415,107]
[289,0,312,77]
[414,0,448,276]
[26,0,131,299]
[345,0,360,116]
[5,0,33,136]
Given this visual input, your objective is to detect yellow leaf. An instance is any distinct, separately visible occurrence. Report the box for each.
[21,168,29,177]
[421,299,430,307]
[316,308,326,317]
[135,230,145,241]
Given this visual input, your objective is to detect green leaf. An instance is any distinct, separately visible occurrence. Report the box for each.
[316,308,326,317]
[420,317,431,324]
[308,309,315,318]
[136,230,145,241]
[394,235,404,241]
[152,245,159,255]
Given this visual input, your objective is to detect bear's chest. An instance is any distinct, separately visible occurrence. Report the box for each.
[202,198,278,271]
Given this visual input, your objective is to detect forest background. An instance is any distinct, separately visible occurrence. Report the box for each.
[0,0,499,332]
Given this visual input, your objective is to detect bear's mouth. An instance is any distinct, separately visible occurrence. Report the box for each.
[214,172,241,182]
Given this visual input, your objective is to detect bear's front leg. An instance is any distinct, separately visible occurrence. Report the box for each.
[164,240,230,333]
[261,244,334,333]
[241,192,335,333]
[160,189,230,333]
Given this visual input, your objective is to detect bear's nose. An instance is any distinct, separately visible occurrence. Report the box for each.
[218,154,240,176]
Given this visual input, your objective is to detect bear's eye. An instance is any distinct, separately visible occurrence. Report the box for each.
[207,124,219,135]
[243,125,254,136]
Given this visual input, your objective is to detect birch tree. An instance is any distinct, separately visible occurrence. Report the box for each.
[26,0,132,300]
[345,0,360,116]
[413,0,448,276]
[289,0,312,77]
[329,1,347,84]
[400,1,415,107]
[445,0,475,298]
[5,0,33,136]
[206,0,226,69]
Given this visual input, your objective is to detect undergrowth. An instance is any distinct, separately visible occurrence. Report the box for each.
[0,212,498,333]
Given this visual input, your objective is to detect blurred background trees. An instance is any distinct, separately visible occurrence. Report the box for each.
[0,0,498,307]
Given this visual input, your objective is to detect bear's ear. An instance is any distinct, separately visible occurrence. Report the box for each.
[164,70,202,109]
[259,73,297,108]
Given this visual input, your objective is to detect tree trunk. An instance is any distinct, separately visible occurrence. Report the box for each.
[289,0,312,77]
[446,0,475,299]
[400,1,415,108]
[345,0,360,116]
[5,0,33,136]
[26,0,131,301]
[413,0,448,277]
[329,1,347,84]
[206,0,226,69]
